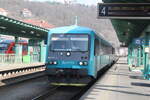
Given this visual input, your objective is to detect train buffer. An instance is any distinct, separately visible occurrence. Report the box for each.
[80,57,150,100]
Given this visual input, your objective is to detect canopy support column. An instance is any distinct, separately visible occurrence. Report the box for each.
[40,40,46,63]
[143,32,150,80]
[15,37,22,63]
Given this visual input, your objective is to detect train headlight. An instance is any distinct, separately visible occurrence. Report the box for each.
[83,61,88,66]
[49,61,53,65]
[66,52,71,56]
[79,62,83,65]
[49,61,57,65]
[53,61,57,65]
[79,61,88,66]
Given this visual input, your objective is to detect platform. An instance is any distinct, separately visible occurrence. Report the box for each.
[0,63,45,72]
[80,57,150,100]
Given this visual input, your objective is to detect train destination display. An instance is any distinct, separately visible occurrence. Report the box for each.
[98,3,150,19]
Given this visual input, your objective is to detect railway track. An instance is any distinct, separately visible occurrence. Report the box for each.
[32,86,61,100]
[0,76,51,100]
[0,65,46,87]
[32,86,84,100]
[32,68,105,100]
[0,61,117,100]
[32,60,118,100]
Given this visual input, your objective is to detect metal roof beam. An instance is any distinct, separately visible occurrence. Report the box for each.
[0,15,49,39]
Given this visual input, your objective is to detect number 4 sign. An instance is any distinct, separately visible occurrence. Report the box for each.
[101,7,106,15]
[99,6,108,16]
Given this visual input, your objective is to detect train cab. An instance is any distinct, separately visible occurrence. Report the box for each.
[46,25,115,86]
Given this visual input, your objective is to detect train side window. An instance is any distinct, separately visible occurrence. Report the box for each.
[94,39,100,56]
[101,42,105,55]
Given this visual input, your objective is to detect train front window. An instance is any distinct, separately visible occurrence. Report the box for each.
[50,34,89,52]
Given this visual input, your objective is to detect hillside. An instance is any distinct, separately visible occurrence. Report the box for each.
[0,0,119,47]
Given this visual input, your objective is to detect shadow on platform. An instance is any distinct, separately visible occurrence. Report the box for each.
[131,82,150,87]
[107,71,132,77]
[94,87,150,96]
[130,75,144,80]
[116,62,128,64]
[95,84,130,88]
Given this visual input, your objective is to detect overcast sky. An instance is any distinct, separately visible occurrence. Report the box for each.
[30,0,103,5]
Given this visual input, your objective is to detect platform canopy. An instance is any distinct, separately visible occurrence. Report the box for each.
[0,15,49,39]
[99,0,150,46]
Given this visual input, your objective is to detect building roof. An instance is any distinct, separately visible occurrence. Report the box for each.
[0,8,7,12]
[49,25,93,33]
[0,8,8,16]
[23,19,55,29]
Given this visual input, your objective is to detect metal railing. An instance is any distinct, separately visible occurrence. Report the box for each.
[30,54,40,63]
[0,54,16,63]
[0,54,40,63]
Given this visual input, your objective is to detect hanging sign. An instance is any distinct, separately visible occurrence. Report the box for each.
[98,3,150,19]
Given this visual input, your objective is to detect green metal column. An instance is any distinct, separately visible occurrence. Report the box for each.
[133,48,137,66]
[142,45,145,65]
[143,32,150,80]
[128,45,132,65]
[28,39,41,63]
[40,40,46,63]
[130,46,134,66]
[137,47,141,66]
[15,37,22,63]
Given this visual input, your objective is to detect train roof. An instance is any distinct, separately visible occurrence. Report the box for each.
[95,33,113,47]
[49,25,113,47]
[49,25,94,34]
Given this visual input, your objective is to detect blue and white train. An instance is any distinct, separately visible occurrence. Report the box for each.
[46,25,116,86]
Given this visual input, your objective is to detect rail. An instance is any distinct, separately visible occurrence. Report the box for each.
[0,54,18,63]
[32,86,60,100]
[31,58,118,100]
[0,64,45,77]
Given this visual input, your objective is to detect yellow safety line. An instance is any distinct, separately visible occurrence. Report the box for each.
[51,83,87,86]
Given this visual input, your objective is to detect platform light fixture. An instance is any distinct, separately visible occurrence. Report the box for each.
[4,18,8,21]
[21,30,26,33]
[0,26,6,29]
[30,31,34,34]
[36,34,40,36]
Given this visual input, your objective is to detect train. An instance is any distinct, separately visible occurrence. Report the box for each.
[45,25,116,86]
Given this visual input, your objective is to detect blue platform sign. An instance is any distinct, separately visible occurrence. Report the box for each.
[133,38,150,45]
[133,38,141,45]
[98,3,150,19]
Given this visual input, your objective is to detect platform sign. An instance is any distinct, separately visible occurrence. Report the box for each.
[98,3,150,19]
[133,38,150,46]
[133,38,141,45]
